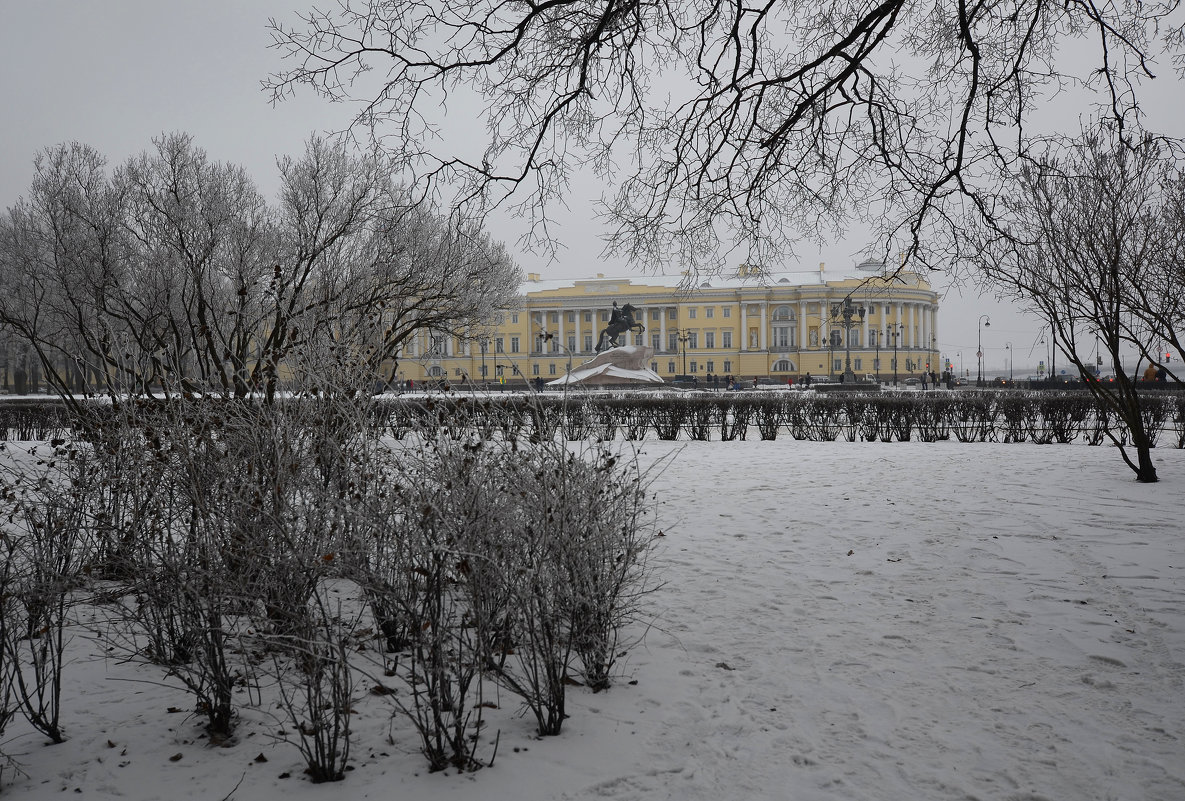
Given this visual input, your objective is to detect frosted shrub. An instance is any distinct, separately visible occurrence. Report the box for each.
[1,442,96,744]
[265,590,357,783]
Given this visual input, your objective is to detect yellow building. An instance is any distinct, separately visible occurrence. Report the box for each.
[395,261,941,387]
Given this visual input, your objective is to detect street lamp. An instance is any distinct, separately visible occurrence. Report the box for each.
[891,323,902,387]
[676,328,691,377]
[830,296,866,383]
[977,314,991,387]
[1005,341,1013,382]
[875,327,881,384]
[479,337,488,385]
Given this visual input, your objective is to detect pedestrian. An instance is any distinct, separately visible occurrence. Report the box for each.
[1156,365,1168,382]
[804,372,812,387]
[921,372,928,390]
[752,376,758,388]
[1143,363,1158,381]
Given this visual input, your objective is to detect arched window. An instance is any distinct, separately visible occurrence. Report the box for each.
[772,359,796,372]
[772,305,795,322]
[428,366,444,377]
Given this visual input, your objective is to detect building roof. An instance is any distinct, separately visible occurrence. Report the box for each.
[519,260,917,295]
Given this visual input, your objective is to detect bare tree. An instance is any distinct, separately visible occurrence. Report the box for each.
[266,0,1185,271]
[969,126,1181,482]
[0,135,519,400]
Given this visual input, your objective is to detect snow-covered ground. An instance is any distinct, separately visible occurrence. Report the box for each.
[3,438,1183,801]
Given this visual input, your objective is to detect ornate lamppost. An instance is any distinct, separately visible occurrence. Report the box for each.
[976,314,991,387]
[675,328,691,377]
[830,296,866,383]
[874,326,881,384]
[1005,341,1013,382]
[891,323,902,387]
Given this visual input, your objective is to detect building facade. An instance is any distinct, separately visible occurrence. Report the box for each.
[395,260,941,386]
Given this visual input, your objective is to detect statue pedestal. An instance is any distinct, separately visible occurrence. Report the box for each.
[548,346,662,386]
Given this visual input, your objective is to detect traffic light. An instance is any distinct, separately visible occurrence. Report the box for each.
[1167,353,1173,362]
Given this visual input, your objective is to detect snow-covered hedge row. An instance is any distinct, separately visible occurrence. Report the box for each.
[3,390,1184,446]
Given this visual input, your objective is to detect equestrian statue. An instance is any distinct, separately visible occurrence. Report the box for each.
[595,302,645,352]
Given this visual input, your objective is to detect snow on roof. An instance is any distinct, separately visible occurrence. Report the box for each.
[519,265,887,295]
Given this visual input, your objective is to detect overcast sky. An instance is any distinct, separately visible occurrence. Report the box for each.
[3,2,1182,374]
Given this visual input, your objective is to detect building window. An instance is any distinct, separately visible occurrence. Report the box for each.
[690,361,698,374]
[688,333,698,349]
[584,334,593,352]
[651,362,658,372]
[833,359,842,372]
[549,312,559,324]
[773,305,793,321]
[566,311,576,323]
[668,308,677,320]
[480,365,488,378]
[495,337,504,354]
[723,360,731,373]
[688,308,697,319]
[773,326,792,348]
[511,336,520,353]
[722,331,732,348]
[706,307,714,318]
[567,335,576,352]
[667,361,676,373]
[652,333,661,350]
[601,311,609,322]
[512,313,519,324]
[829,330,842,347]
[873,358,880,370]
[854,358,863,370]
[549,362,557,375]
[532,364,540,376]
[772,360,792,372]
[634,334,643,346]
[584,311,592,322]
[705,331,715,349]
[651,309,661,320]
[723,307,731,318]
[707,360,715,373]
[668,332,678,351]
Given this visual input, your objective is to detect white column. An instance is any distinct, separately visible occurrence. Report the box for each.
[740,303,748,351]
[556,309,565,353]
[799,300,807,349]
[759,303,768,350]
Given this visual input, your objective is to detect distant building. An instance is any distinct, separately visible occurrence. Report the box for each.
[395,260,940,386]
